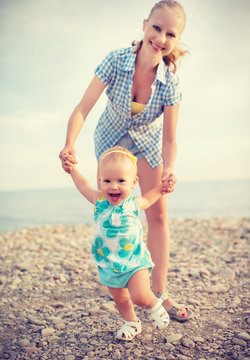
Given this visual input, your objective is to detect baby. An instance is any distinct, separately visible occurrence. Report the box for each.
[65,146,173,341]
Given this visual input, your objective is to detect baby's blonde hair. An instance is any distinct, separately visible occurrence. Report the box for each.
[132,0,188,73]
[99,146,138,173]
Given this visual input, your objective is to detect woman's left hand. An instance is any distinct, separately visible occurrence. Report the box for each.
[161,169,177,194]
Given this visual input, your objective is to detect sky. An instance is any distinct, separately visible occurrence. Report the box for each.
[0,0,250,191]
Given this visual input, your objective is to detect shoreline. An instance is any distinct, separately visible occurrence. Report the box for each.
[1,215,249,236]
[0,217,249,359]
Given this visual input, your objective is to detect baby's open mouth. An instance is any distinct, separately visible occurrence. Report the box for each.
[109,193,121,198]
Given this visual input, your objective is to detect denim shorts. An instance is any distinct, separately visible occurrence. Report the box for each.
[115,133,144,160]
[98,265,151,288]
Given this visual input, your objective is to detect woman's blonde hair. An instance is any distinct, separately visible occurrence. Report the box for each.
[132,0,188,73]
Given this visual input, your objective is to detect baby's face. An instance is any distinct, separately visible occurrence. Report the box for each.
[99,158,138,206]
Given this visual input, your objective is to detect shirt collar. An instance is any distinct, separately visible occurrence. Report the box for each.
[123,49,136,71]
[155,58,169,85]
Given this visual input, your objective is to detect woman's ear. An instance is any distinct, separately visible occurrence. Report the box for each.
[143,19,147,31]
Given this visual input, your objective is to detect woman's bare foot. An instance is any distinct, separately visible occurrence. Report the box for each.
[155,293,190,322]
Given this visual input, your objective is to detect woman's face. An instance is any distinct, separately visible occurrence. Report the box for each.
[142,6,184,60]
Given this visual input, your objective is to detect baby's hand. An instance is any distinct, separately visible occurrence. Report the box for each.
[64,155,76,173]
[161,179,175,195]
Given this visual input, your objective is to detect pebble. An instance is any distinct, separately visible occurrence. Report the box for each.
[166,333,183,343]
[18,338,30,347]
[232,338,247,346]
[65,356,75,360]
[27,315,45,325]
[100,302,117,312]
[236,331,250,341]
[181,336,195,348]
[193,336,205,343]
[205,284,230,293]
[212,320,228,329]
[41,328,55,337]
[0,218,249,360]
[219,267,236,280]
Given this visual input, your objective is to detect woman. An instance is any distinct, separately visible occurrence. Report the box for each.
[60,0,190,321]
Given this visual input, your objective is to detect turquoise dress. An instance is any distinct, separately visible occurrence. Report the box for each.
[91,195,154,274]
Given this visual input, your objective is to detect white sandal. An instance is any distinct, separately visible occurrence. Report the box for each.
[149,293,170,330]
[116,319,141,341]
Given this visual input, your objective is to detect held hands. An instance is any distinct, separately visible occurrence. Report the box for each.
[59,147,78,174]
[161,169,177,195]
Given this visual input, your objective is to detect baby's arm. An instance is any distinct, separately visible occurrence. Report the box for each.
[69,165,101,205]
[136,184,169,211]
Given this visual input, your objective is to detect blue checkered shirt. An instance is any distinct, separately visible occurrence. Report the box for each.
[94,47,182,168]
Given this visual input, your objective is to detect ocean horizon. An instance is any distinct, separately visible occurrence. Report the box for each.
[0,179,249,234]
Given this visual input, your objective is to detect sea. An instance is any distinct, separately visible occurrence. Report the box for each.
[0,179,249,234]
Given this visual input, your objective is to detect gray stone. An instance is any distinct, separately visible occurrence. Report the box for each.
[181,337,195,348]
[65,356,75,360]
[205,284,229,293]
[18,338,30,347]
[236,331,250,341]
[232,338,247,346]
[27,315,45,325]
[219,266,236,280]
[193,336,205,343]
[166,333,183,343]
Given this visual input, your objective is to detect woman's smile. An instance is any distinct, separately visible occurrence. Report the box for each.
[150,40,165,52]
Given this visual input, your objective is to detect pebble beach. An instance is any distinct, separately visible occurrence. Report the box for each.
[0,217,249,360]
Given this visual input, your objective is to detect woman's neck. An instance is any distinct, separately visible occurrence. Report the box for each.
[136,45,161,73]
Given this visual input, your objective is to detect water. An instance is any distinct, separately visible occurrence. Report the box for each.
[0,179,249,234]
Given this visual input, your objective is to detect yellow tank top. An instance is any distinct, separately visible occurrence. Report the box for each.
[131,101,146,116]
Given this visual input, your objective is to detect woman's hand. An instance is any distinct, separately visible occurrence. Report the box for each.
[161,168,177,194]
[59,146,78,174]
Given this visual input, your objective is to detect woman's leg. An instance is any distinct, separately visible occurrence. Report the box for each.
[108,287,138,322]
[137,159,187,316]
[137,159,169,292]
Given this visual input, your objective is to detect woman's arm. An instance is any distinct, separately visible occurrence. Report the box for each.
[59,75,106,173]
[161,103,179,186]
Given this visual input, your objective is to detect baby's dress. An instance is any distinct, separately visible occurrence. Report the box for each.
[91,195,154,273]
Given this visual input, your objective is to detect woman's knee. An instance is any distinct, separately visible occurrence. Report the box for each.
[146,208,168,228]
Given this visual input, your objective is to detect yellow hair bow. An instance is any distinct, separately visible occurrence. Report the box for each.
[101,150,137,165]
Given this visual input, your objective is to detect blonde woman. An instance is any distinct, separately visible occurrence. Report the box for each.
[60,0,190,322]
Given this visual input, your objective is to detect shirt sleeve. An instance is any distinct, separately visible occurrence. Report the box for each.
[94,51,115,86]
[164,71,182,106]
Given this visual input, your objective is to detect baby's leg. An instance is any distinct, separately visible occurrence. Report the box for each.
[108,287,137,322]
[128,269,170,330]
[127,269,156,308]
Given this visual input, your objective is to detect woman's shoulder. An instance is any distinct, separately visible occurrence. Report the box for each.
[107,46,133,58]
